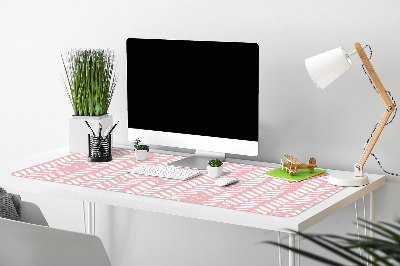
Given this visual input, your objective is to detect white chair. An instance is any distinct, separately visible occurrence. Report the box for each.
[0,200,111,266]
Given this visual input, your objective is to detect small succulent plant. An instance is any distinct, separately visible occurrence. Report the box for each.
[134,138,149,151]
[208,159,223,167]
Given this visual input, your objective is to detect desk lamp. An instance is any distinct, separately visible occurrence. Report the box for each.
[305,42,395,186]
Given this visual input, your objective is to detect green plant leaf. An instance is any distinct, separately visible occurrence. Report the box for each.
[263,219,400,266]
[61,49,118,116]
[264,240,350,266]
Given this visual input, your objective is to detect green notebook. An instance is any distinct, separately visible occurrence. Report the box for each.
[264,168,327,182]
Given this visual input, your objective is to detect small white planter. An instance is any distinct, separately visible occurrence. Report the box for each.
[69,114,113,153]
[207,165,223,178]
[135,150,148,160]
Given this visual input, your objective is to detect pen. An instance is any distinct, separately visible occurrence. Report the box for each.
[103,126,112,138]
[95,124,99,137]
[105,121,119,138]
[98,123,102,138]
[85,120,95,136]
[88,128,94,137]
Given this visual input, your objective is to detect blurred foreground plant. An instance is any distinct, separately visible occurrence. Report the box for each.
[263,218,400,266]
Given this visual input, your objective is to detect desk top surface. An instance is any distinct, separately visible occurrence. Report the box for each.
[0,146,385,232]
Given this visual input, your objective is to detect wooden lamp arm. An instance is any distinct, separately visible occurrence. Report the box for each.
[354,42,394,175]
[355,43,395,111]
[357,110,392,168]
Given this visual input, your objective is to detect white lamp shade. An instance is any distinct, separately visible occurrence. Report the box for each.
[305,47,352,89]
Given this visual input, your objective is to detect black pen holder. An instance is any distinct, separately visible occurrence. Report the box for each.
[87,134,112,162]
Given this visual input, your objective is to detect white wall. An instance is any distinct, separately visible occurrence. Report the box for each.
[2,0,400,265]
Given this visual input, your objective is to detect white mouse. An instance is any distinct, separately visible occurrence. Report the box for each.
[214,177,239,187]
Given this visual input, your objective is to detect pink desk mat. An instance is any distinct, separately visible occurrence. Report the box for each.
[11,148,344,217]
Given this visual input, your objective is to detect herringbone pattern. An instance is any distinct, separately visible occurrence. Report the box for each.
[12,149,344,217]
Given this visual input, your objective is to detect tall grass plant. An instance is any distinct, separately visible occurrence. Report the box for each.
[61,49,118,116]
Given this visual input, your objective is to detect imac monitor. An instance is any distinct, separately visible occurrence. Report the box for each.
[126,38,259,169]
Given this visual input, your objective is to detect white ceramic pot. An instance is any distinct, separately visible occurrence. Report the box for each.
[69,114,113,153]
[207,165,223,178]
[135,150,148,160]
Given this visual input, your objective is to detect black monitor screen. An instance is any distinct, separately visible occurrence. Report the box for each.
[126,38,259,142]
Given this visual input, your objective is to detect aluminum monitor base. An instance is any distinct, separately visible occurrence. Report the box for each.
[168,150,225,170]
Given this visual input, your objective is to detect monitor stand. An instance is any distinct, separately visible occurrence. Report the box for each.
[168,150,225,170]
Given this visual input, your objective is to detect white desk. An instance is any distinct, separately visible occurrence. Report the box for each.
[0,146,385,266]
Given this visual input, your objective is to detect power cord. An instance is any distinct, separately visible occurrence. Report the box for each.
[361,45,399,176]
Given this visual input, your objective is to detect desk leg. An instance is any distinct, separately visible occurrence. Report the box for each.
[297,234,300,266]
[370,190,375,238]
[83,201,95,235]
[289,233,295,266]
[370,190,376,265]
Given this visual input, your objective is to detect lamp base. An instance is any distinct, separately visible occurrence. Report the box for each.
[328,171,369,187]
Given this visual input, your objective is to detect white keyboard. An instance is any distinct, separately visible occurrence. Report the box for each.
[127,165,202,181]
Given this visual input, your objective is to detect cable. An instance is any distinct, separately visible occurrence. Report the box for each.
[361,45,399,176]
